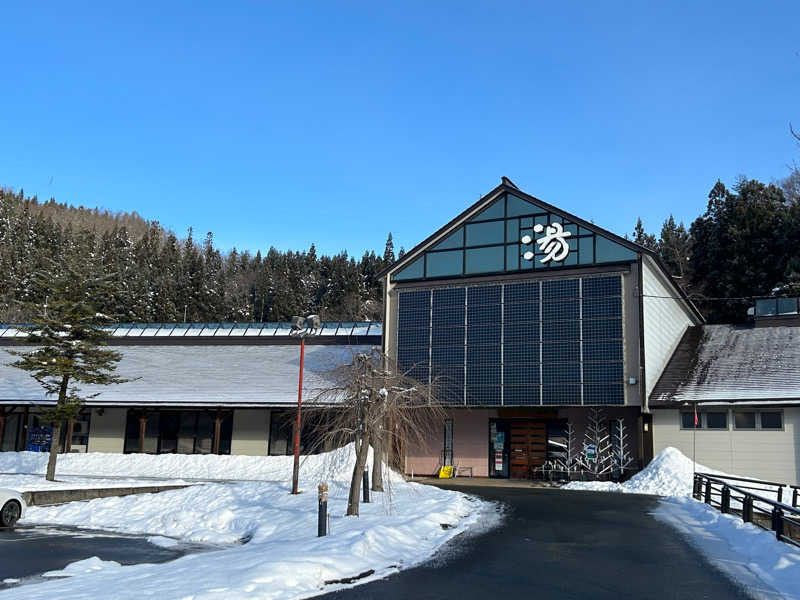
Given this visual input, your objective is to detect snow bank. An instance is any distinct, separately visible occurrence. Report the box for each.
[565,447,800,599]
[0,473,191,493]
[563,447,704,496]
[0,443,390,484]
[655,498,800,599]
[563,447,792,503]
[5,445,496,600]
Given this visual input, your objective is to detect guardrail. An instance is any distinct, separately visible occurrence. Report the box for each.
[693,472,800,549]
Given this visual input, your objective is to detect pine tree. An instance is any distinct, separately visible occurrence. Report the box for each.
[7,262,131,481]
[383,233,395,263]
[632,218,658,250]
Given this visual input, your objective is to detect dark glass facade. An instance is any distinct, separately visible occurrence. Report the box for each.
[393,192,638,281]
[396,275,625,406]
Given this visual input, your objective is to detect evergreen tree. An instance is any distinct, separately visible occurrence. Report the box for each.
[632,218,658,250]
[383,233,395,263]
[7,262,130,480]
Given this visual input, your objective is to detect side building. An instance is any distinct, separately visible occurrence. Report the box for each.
[650,299,800,485]
[0,322,380,456]
[380,177,702,478]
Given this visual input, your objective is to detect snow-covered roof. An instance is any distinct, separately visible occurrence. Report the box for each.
[0,345,374,407]
[650,324,800,404]
[0,321,382,339]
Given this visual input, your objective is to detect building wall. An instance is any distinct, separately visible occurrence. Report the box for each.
[406,409,498,477]
[87,408,127,453]
[641,255,696,399]
[652,408,800,485]
[230,409,270,456]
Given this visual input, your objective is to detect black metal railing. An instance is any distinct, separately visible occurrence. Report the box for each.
[693,472,800,549]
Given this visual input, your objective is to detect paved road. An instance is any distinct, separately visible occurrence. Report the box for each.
[321,485,755,600]
[0,526,188,586]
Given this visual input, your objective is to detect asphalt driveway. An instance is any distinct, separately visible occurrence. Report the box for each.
[321,485,755,600]
[0,526,190,587]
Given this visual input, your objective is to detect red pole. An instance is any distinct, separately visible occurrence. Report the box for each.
[291,337,305,494]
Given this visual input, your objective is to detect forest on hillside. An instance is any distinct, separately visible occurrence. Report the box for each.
[0,189,399,324]
[1,156,798,325]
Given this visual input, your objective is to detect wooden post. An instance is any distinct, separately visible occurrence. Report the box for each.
[64,419,74,453]
[138,413,148,453]
[213,408,222,455]
[22,406,29,451]
[291,337,305,495]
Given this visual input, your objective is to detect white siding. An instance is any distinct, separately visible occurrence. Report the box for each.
[230,409,269,456]
[87,408,126,453]
[652,408,800,485]
[642,255,696,399]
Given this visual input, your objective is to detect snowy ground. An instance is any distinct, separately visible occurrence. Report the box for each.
[0,473,191,493]
[0,449,357,481]
[1,446,495,599]
[565,447,800,599]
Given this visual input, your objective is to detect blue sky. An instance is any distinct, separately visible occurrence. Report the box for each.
[1,1,798,257]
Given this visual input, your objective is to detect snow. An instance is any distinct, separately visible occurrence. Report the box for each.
[1,445,495,599]
[41,557,122,578]
[654,499,800,600]
[0,473,190,493]
[565,447,800,599]
[563,446,792,504]
[0,445,387,482]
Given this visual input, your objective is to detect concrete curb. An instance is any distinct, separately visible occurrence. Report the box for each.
[22,484,191,507]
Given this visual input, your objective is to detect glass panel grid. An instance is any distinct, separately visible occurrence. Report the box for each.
[396,275,624,407]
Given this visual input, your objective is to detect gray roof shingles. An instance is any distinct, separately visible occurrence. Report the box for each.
[650,324,800,404]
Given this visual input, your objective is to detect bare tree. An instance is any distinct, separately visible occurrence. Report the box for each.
[583,408,613,478]
[610,418,634,479]
[307,350,445,516]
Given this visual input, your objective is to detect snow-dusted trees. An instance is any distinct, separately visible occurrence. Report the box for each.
[307,349,445,516]
[0,188,394,323]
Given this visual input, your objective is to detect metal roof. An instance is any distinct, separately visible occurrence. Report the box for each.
[0,344,374,406]
[650,324,800,404]
[0,321,382,340]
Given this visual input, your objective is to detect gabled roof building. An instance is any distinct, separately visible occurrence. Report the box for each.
[380,177,702,478]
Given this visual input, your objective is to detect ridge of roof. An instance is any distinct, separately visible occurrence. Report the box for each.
[378,177,660,279]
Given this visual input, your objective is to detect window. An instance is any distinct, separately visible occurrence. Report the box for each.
[760,412,783,429]
[705,412,727,429]
[681,412,700,429]
[734,411,756,429]
[426,250,463,278]
[465,246,504,274]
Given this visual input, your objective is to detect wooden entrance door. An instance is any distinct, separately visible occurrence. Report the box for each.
[509,421,547,478]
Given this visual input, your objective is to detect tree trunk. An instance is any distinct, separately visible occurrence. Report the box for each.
[64,419,74,453]
[371,428,384,492]
[46,422,61,481]
[347,431,371,516]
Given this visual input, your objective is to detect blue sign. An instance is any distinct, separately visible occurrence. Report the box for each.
[27,427,53,452]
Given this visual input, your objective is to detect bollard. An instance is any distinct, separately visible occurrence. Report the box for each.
[362,467,370,503]
[318,483,328,537]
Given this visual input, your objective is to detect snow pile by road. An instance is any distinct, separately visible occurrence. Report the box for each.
[565,447,800,599]
[0,444,387,483]
[5,445,496,599]
[0,473,191,493]
[563,446,705,496]
[655,499,800,599]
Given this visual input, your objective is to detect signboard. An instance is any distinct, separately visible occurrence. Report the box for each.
[27,427,53,452]
[494,450,504,470]
[584,444,597,462]
[521,223,572,264]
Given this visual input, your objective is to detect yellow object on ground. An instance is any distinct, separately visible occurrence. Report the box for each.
[438,465,454,478]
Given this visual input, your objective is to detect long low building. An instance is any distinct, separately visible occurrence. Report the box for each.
[0,321,380,456]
